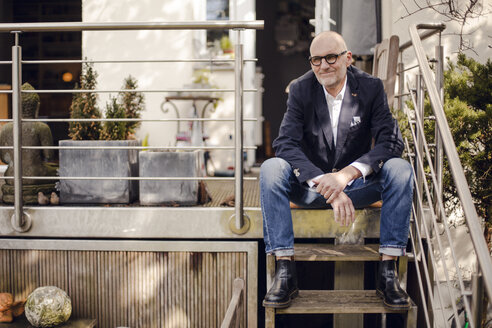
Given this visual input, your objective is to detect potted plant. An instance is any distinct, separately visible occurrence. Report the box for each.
[220,35,233,54]
[58,64,143,204]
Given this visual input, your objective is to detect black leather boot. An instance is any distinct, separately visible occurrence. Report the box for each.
[263,259,299,308]
[376,260,411,310]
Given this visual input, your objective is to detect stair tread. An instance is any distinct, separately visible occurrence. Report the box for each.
[294,243,380,261]
[277,290,409,314]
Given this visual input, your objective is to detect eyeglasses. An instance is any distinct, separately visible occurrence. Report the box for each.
[309,50,348,66]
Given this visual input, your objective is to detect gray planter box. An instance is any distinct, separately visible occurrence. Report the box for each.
[139,151,202,205]
[59,140,139,204]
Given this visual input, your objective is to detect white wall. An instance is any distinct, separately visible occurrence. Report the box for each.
[190,0,258,172]
[382,0,491,65]
[82,0,258,171]
[83,0,200,147]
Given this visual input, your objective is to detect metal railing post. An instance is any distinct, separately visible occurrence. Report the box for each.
[11,32,30,232]
[397,56,404,111]
[433,40,444,222]
[471,268,484,328]
[230,28,249,235]
[414,73,425,230]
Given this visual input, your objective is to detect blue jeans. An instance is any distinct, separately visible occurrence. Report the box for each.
[260,157,413,257]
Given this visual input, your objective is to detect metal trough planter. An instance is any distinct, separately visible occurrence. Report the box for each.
[139,150,202,205]
[58,140,139,204]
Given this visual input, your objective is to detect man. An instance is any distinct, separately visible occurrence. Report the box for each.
[261,31,413,310]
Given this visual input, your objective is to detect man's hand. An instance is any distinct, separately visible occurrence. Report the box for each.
[330,191,355,226]
[313,172,348,202]
[313,166,360,202]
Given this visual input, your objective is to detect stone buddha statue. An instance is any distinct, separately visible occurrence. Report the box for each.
[0,83,58,204]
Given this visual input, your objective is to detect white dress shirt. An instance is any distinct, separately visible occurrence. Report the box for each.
[307,77,372,188]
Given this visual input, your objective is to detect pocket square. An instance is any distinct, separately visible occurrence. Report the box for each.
[350,116,361,127]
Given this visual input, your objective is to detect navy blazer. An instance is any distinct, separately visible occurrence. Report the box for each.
[273,65,404,184]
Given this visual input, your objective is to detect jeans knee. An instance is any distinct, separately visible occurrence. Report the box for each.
[260,158,292,186]
[383,158,413,185]
[261,157,290,174]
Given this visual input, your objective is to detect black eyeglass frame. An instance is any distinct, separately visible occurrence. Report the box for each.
[309,50,348,66]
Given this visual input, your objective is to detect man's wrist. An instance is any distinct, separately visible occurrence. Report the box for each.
[339,165,361,184]
[350,162,373,180]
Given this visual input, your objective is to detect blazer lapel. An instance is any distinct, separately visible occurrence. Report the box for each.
[313,82,335,151]
[335,72,360,163]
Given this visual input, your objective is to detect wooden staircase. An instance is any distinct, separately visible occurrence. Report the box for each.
[265,243,417,328]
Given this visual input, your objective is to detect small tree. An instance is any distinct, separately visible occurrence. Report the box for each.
[101,96,126,140]
[118,76,144,139]
[69,67,144,141]
[68,63,102,140]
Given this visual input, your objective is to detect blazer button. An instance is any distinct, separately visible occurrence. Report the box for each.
[378,161,384,168]
[293,168,300,177]
[332,168,338,173]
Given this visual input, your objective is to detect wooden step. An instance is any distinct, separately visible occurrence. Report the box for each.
[276,290,409,314]
[294,243,380,262]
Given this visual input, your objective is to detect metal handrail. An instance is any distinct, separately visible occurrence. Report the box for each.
[406,84,464,327]
[220,277,245,328]
[22,118,257,122]
[20,88,257,93]
[22,59,258,64]
[408,23,492,304]
[3,176,257,181]
[398,23,491,326]
[1,58,259,64]
[399,23,445,51]
[0,20,264,32]
[22,145,257,150]
[1,20,264,234]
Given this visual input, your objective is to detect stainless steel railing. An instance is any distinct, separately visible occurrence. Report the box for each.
[0,20,264,233]
[396,23,492,327]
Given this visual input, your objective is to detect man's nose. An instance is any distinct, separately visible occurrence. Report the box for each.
[320,58,332,69]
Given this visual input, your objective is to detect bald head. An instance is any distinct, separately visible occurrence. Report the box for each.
[310,31,348,56]
[309,31,352,96]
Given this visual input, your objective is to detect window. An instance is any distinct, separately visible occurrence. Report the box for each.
[206,0,229,47]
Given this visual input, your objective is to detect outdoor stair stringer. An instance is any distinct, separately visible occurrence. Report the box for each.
[264,208,418,328]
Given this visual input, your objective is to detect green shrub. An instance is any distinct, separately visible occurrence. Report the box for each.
[101,96,126,140]
[68,65,144,141]
[401,54,491,239]
[68,62,102,140]
[442,54,491,230]
[117,75,144,139]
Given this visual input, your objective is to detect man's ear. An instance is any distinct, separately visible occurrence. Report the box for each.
[346,51,353,66]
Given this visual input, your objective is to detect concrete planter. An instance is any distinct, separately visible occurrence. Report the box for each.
[139,151,202,205]
[59,140,139,204]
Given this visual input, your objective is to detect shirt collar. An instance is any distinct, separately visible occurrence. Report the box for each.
[322,76,347,102]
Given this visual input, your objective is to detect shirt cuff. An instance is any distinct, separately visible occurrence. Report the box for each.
[306,174,325,188]
[350,162,373,181]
